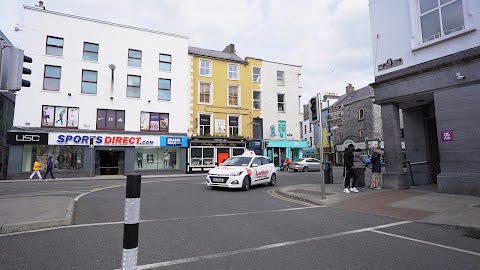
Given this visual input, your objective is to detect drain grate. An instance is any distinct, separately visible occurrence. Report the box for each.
[463,232,480,239]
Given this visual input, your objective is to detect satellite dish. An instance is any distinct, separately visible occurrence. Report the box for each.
[109,64,116,70]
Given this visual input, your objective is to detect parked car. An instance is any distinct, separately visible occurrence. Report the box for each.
[291,158,322,172]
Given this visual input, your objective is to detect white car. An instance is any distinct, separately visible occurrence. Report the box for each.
[206,151,277,191]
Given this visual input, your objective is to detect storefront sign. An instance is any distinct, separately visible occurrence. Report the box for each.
[49,132,160,146]
[160,136,188,147]
[7,132,49,145]
[266,140,309,148]
[378,58,403,72]
[441,130,454,141]
[190,141,246,147]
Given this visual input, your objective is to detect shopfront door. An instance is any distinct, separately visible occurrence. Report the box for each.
[96,150,124,175]
[217,148,229,165]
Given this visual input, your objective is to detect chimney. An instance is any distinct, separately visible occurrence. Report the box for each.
[346,83,354,95]
[222,44,235,54]
[36,1,45,9]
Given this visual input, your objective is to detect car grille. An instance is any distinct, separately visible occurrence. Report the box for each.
[209,176,229,183]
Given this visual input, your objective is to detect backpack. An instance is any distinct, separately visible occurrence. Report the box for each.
[47,159,53,169]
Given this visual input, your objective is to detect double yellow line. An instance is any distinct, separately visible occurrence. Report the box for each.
[267,189,320,207]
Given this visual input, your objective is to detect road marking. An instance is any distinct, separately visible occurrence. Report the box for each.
[127,221,412,269]
[370,230,480,257]
[267,189,318,207]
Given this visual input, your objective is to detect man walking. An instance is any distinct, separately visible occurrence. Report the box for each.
[343,144,359,193]
[43,156,56,181]
[29,159,42,180]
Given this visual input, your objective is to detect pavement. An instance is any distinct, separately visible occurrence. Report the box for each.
[1,172,480,235]
[277,179,480,233]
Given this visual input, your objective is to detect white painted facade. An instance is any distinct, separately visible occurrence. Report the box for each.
[301,119,315,148]
[14,6,189,133]
[260,60,302,140]
[369,0,480,77]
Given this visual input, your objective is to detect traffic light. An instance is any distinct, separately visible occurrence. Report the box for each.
[89,137,94,146]
[309,96,319,123]
[6,47,32,91]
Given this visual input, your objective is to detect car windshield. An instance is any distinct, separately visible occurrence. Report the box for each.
[221,156,252,167]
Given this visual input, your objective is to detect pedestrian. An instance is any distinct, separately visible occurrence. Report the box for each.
[343,144,358,193]
[43,156,56,181]
[370,145,384,189]
[281,158,291,171]
[29,159,42,180]
[353,149,366,189]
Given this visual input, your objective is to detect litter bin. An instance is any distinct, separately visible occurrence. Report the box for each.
[323,162,333,183]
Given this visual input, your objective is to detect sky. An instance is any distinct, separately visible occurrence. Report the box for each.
[0,0,374,105]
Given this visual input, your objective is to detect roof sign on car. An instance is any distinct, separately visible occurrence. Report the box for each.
[242,150,256,156]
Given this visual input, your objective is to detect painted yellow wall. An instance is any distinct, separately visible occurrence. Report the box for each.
[190,55,262,139]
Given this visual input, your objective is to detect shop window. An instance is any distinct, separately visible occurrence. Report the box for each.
[42,105,79,128]
[199,114,211,135]
[97,109,125,130]
[22,145,83,172]
[233,148,245,156]
[134,147,180,170]
[140,112,169,132]
[190,147,214,166]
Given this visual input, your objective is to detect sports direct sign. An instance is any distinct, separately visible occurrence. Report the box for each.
[48,132,160,146]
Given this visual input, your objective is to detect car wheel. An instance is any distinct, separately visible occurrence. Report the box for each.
[241,176,251,191]
[303,166,309,172]
[268,173,277,186]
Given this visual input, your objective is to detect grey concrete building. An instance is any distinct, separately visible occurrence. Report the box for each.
[369,0,480,196]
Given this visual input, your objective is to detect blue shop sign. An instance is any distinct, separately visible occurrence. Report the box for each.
[160,136,188,147]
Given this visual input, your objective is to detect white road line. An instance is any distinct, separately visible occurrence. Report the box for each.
[128,221,412,270]
[0,206,325,236]
[370,230,480,257]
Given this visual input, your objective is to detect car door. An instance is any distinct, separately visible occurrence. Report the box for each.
[251,157,262,181]
[314,159,322,171]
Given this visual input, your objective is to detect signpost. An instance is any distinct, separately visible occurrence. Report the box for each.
[89,137,94,179]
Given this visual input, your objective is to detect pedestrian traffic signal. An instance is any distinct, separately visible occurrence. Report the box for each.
[309,96,319,123]
[89,137,94,146]
[6,47,32,91]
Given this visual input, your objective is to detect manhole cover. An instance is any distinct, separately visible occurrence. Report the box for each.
[290,189,335,196]
[463,232,480,239]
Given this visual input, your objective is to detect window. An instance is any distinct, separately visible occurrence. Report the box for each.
[81,70,97,94]
[419,0,464,43]
[310,124,312,133]
[252,90,261,110]
[310,137,313,147]
[200,59,211,76]
[252,67,261,82]
[277,71,285,85]
[278,120,286,139]
[190,147,214,166]
[135,147,180,170]
[83,42,99,61]
[46,36,63,56]
[127,75,141,98]
[358,107,365,120]
[158,78,171,101]
[304,125,307,134]
[159,54,172,71]
[228,64,239,80]
[128,49,142,67]
[43,65,61,91]
[359,129,365,138]
[140,112,169,132]
[199,114,211,135]
[229,116,239,136]
[278,94,285,112]
[42,106,79,128]
[261,157,271,165]
[336,133,343,143]
[228,85,240,106]
[22,145,83,172]
[199,82,212,104]
[96,109,125,130]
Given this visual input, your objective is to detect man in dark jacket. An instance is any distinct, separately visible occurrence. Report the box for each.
[343,144,358,193]
[43,156,56,181]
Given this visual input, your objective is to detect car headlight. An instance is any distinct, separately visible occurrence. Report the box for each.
[230,171,243,176]
[231,180,239,184]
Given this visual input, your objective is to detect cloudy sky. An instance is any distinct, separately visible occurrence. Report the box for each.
[1,0,374,104]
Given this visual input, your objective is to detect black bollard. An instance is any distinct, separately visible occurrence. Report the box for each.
[122,174,141,270]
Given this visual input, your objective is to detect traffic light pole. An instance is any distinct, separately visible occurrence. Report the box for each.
[318,93,326,200]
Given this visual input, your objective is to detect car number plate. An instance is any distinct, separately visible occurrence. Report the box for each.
[212,178,224,183]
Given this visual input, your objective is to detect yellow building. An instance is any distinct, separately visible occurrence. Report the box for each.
[187,44,262,172]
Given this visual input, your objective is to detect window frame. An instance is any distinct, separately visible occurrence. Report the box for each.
[140,111,169,132]
[43,65,62,91]
[46,36,64,57]
[199,59,212,77]
[228,115,240,137]
[83,42,99,62]
[96,109,125,130]
[41,105,79,128]
[252,66,261,82]
[128,49,142,67]
[277,71,285,86]
[358,107,365,121]
[227,84,241,107]
[252,90,262,110]
[127,75,141,98]
[81,69,98,94]
[228,63,239,80]
[198,113,212,136]
[159,53,172,71]
[198,81,213,105]
[277,93,286,112]
[359,129,365,138]
[158,78,171,101]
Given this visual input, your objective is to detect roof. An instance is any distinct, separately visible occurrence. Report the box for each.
[331,85,374,107]
[189,46,247,64]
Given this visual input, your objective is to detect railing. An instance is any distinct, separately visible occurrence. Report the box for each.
[404,161,428,186]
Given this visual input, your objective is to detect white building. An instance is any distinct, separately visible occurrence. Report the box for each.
[7,4,189,179]
[260,60,308,167]
[368,0,480,195]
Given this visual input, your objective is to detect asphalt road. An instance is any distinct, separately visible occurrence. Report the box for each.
[1,170,479,269]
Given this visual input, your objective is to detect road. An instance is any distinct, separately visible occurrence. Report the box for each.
[1,170,479,269]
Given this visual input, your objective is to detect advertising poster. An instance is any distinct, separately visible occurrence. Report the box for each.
[140,112,150,130]
[67,108,79,128]
[42,106,55,126]
[214,119,226,133]
[150,113,160,131]
[159,114,169,132]
[54,106,67,127]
